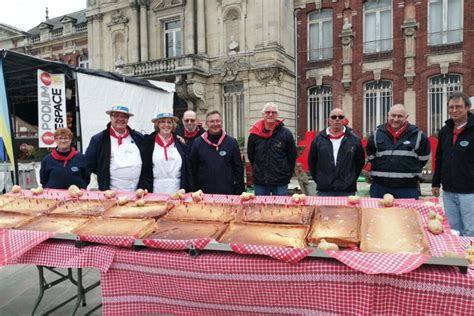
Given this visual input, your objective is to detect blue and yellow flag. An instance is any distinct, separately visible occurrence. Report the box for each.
[0,58,15,166]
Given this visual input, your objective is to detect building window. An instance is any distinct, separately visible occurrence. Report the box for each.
[364,80,392,137]
[223,84,245,143]
[308,9,333,61]
[428,0,463,46]
[165,20,181,58]
[428,74,462,136]
[307,86,332,131]
[77,55,88,68]
[363,0,392,54]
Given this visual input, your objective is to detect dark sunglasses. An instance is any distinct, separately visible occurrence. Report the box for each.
[330,115,345,120]
[184,119,196,123]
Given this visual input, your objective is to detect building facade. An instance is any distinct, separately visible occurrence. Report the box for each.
[86,0,297,145]
[295,0,474,140]
[0,24,29,53]
[0,10,89,67]
[27,10,89,67]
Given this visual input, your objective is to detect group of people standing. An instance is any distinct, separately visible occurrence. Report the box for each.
[39,93,474,236]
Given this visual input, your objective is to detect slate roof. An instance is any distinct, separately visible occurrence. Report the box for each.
[27,9,87,35]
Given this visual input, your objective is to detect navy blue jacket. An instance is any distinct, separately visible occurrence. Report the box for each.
[190,133,245,195]
[247,123,297,186]
[40,152,90,189]
[138,131,193,192]
[367,123,430,188]
[432,114,474,193]
[85,123,144,190]
[308,127,365,193]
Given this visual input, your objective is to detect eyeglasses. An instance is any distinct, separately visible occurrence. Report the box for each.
[264,111,278,115]
[184,119,196,123]
[330,115,345,120]
[55,137,71,141]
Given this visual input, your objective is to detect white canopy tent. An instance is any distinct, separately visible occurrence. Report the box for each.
[77,72,174,150]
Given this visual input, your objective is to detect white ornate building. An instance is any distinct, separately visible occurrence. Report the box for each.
[86,0,297,144]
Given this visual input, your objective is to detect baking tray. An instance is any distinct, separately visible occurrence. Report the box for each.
[147,219,228,240]
[0,211,37,229]
[50,199,116,217]
[165,202,240,222]
[74,217,155,238]
[237,203,315,225]
[218,222,310,249]
[18,215,91,233]
[104,201,173,218]
[0,198,59,215]
[308,205,361,248]
[360,207,431,255]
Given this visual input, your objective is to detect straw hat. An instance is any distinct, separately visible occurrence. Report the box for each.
[105,105,134,117]
[152,112,179,123]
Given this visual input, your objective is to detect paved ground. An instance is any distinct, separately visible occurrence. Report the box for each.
[0,265,102,316]
[0,180,436,315]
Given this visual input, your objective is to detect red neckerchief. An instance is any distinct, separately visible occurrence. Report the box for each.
[201,131,226,151]
[155,134,174,161]
[109,127,129,146]
[183,128,199,142]
[453,126,466,144]
[327,129,345,139]
[51,148,78,167]
[249,120,282,139]
[386,122,408,143]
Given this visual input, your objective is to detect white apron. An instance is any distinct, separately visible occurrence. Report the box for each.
[109,135,142,191]
[152,142,182,194]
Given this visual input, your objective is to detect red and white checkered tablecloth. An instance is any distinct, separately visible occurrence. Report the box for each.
[13,239,118,272]
[78,234,136,248]
[0,229,54,266]
[229,243,313,263]
[99,245,474,316]
[142,238,212,250]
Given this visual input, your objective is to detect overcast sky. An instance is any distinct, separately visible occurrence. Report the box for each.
[0,0,86,31]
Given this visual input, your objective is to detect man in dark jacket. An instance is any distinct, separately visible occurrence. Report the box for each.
[308,108,365,196]
[190,110,245,195]
[432,92,474,236]
[85,106,143,191]
[366,104,430,199]
[247,102,297,196]
[175,110,205,147]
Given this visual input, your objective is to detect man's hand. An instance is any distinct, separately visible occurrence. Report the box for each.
[432,187,440,197]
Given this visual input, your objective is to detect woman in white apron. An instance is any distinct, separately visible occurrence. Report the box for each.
[138,113,193,194]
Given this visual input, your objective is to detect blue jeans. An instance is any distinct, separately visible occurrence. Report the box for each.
[254,184,288,196]
[317,191,355,197]
[442,191,474,237]
[370,183,420,199]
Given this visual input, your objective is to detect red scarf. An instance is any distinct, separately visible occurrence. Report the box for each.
[109,127,129,146]
[327,129,345,139]
[155,134,174,161]
[201,131,226,151]
[453,127,465,144]
[249,120,282,139]
[183,128,200,142]
[51,148,78,167]
[386,122,408,143]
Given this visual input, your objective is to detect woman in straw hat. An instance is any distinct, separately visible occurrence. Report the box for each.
[139,113,192,193]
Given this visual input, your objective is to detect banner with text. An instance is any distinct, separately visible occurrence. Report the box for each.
[37,70,67,148]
